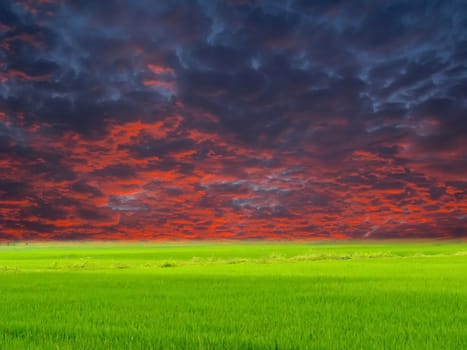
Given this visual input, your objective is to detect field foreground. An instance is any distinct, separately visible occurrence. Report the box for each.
[0,241,466,349]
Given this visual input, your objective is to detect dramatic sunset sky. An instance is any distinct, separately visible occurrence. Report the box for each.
[0,0,466,240]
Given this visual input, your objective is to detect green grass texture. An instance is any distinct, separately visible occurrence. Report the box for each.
[0,241,466,349]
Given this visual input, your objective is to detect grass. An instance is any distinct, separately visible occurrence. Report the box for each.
[0,241,466,349]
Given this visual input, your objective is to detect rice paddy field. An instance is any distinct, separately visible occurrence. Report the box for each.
[0,241,466,349]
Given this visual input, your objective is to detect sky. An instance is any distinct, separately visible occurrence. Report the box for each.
[0,0,466,240]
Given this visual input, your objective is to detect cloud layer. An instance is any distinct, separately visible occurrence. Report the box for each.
[1,0,466,240]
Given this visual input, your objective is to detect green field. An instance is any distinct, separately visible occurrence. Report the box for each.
[0,241,466,349]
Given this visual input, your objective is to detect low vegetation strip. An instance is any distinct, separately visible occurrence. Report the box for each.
[0,241,466,349]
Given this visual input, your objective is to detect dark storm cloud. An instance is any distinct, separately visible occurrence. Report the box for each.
[0,0,466,239]
[92,164,136,179]
[1,0,196,136]
[69,180,104,197]
[123,136,196,160]
[0,180,30,201]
